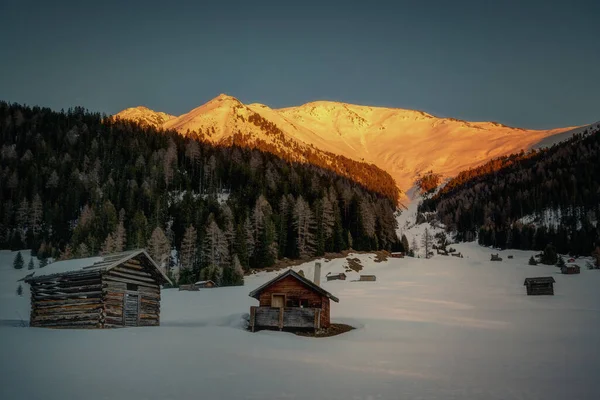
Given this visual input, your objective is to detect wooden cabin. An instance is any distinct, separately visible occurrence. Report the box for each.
[524,277,555,296]
[390,252,405,258]
[490,254,502,261]
[359,275,376,281]
[248,269,339,332]
[561,264,581,275]
[25,249,171,328]
[326,272,347,281]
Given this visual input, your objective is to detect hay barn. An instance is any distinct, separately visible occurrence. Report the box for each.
[524,277,555,296]
[25,249,170,328]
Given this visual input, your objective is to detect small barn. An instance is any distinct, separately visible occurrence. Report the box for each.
[390,252,405,258]
[25,249,171,328]
[561,264,581,275]
[248,269,339,332]
[524,277,555,296]
[359,275,377,281]
[195,280,217,288]
[326,272,347,281]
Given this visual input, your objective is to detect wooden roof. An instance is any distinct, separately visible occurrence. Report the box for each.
[523,277,556,285]
[249,269,340,303]
[25,249,172,285]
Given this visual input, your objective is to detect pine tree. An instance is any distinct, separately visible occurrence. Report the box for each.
[541,244,558,265]
[556,256,566,269]
[180,225,198,271]
[401,234,410,253]
[17,284,23,296]
[528,256,538,265]
[39,257,48,268]
[13,251,24,269]
[27,258,35,270]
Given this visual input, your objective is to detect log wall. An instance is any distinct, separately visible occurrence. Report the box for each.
[29,270,104,328]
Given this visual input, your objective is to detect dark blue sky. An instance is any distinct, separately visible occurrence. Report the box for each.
[1,0,598,129]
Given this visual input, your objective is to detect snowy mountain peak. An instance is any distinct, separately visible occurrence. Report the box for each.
[115,96,586,201]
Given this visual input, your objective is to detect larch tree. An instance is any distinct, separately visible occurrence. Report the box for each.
[148,227,171,268]
[421,228,433,259]
[113,210,126,253]
[294,196,316,258]
[29,194,43,238]
[180,225,198,271]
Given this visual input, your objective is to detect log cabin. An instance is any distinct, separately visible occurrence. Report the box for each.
[248,269,339,332]
[25,249,171,328]
[326,272,347,281]
[524,276,555,295]
[358,275,376,281]
[561,264,581,275]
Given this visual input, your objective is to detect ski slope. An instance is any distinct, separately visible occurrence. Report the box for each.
[1,245,599,400]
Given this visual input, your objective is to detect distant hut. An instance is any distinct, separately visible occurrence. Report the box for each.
[248,268,339,332]
[194,280,217,288]
[490,254,502,261]
[326,273,347,281]
[358,275,376,281]
[390,252,405,258]
[561,264,581,275]
[25,249,170,328]
[523,277,555,295]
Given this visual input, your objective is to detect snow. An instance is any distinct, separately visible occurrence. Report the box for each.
[115,95,584,202]
[1,245,600,399]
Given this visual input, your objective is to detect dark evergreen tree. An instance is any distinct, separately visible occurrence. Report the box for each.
[541,244,558,265]
[528,256,538,266]
[17,284,23,296]
[13,252,24,270]
[27,258,34,270]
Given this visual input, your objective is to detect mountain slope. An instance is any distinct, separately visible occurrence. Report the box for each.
[115,95,584,200]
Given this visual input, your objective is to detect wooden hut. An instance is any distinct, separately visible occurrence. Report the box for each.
[25,249,171,328]
[326,272,347,281]
[359,275,377,281]
[194,280,217,288]
[523,277,555,295]
[390,252,405,258]
[561,264,581,275]
[248,269,339,332]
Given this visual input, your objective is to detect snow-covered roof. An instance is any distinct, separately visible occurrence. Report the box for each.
[194,280,216,286]
[25,249,171,285]
[249,269,339,303]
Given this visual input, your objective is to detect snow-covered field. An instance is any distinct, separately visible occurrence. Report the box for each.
[1,245,599,400]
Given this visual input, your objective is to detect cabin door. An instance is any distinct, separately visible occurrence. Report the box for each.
[124,293,140,327]
[272,294,285,308]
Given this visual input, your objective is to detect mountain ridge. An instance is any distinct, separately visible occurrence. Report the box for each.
[114,95,585,200]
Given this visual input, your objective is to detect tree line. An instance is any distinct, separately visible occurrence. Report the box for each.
[419,126,600,256]
[0,102,401,286]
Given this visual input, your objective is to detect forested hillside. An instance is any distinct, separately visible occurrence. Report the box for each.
[420,126,600,255]
[0,102,400,285]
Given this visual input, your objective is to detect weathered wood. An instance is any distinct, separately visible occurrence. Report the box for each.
[34,298,103,308]
[32,278,102,289]
[34,284,103,294]
[29,271,102,284]
[32,291,103,300]
[112,266,153,278]
[34,304,104,315]
[103,275,159,289]
[124,258,141,266]
[31,320,101,328]
[108,270,157,283]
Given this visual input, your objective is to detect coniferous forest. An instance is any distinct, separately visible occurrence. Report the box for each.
[0,102,400,285]
[420,126,600,255]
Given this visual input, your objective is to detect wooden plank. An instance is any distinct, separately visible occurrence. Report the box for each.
[34,304,103,315]
[32,291,103,301]
[103,275,159,289]
[34,284,103,294]
[32,312,102,322]
[108,270,156,283]
[34,298,102,308]
[113,267,153,278]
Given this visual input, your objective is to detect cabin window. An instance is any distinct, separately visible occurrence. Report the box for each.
[126,283,138,291]
[299,299,309,308]
[286,298,300,307]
